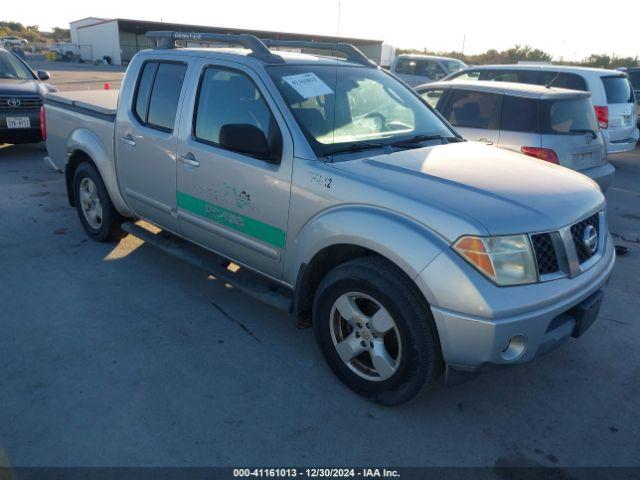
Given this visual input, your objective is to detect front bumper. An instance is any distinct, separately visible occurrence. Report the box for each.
[416,232,615,372]
[581,162,615,192]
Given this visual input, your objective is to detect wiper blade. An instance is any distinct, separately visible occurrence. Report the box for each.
[569,129,598,139]
[327,142,386,155]
[390,134,463,148]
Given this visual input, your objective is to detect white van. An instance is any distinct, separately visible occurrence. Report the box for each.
[445,65,639,154]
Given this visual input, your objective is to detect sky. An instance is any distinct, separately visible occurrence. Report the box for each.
[3,0,637,61]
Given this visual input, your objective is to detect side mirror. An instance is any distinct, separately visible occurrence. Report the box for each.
[37,70,50,81]
[219,123,279,163]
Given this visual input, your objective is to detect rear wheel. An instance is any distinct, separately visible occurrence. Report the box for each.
[313,257,442,405]
[73,162,124,242]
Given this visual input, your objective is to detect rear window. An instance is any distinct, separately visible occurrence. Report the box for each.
[132,61,187,132]
[629,71,640,90]
[540,97,598,135]
[501,96,538,132]
[602,76,633,104]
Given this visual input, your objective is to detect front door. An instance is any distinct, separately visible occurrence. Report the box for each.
[115,59,189,231]
[176,60,294,279]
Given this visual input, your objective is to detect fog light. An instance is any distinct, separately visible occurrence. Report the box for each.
[501,334,527,361]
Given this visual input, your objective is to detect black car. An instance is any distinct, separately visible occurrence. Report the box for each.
[0,47,55,144]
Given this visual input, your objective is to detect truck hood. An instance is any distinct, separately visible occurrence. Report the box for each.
[0,79,53,96]
[331,142,604,237]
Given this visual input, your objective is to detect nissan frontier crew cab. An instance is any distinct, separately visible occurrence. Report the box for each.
[44,32,615,405]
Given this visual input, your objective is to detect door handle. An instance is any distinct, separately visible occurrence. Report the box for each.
[120,135,136,146]
[179,152,200,167]
[478,138,494,145]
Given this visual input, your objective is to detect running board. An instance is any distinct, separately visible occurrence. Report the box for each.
[121,222,294,313]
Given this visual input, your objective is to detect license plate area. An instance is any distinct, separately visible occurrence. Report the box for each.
[6,117,31,128]
[569,290,604,338]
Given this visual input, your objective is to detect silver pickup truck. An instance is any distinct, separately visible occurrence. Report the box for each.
[44,32,615,405]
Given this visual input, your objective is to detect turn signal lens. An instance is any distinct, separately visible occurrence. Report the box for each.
[453,235,537,286]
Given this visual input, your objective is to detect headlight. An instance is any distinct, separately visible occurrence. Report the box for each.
[453,234,537,286]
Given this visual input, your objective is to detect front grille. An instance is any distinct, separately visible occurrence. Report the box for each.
[570,213,600,263]
[0,95,43,109]
[531,233,560,275]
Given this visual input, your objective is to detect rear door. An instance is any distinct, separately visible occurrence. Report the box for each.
[602,75,637,142]
[496,94,540,153]
[175,59,294,279]
[440,88,502,144]
[115,59,189,232]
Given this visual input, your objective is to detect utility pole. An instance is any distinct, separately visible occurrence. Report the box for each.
[337,1,341,36]
[461,34,466,61]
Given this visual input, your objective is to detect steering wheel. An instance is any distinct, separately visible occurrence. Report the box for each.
[364,112,387,131]
[385,121,413,132]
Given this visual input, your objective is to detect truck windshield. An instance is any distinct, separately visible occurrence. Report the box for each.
[267,64,454,156]
[0,50,34,80]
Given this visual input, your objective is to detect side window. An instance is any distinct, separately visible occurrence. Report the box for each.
[453,69,481,81]
[133,61,187,132]
[501,95,539,132]
[541,72,587,91]
[442,90,501,129]
[395,58,415,75]
[194,67,281,161]
[133,62,158,124]
[419,88,445,109]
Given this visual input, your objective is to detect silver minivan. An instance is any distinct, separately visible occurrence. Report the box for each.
[417,80,615,191]
[443,65,639,154]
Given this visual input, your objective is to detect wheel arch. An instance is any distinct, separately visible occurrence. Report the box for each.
[288,206,446,326]
[65,128,132,217]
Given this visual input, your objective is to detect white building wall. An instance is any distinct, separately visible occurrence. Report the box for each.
[76,20,122,65]
[69,17,105,45]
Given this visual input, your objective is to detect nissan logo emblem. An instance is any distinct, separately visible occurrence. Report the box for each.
[582,225,598,255]
[7,98,21,107]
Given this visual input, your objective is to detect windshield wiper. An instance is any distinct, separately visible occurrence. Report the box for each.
[569,128,598,139]
[390,134,463,148]
[326,141,387,155]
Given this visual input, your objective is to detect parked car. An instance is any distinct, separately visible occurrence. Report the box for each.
[44,32,614,405]
[444,64,639,154]
[0,47,54,144]
[390,54,467,86]
[417,80,615,191]
[626,67,640,125]
[0,37,28,48]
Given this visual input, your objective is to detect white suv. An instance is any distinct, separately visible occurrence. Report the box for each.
[445,65,639,154]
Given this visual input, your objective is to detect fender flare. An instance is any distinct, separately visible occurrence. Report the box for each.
[66,128,132,217]
[284,205,447,304]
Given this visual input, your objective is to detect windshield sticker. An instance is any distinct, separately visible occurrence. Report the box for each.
[282,72,334,99]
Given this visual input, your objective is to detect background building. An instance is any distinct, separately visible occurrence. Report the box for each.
[68,17,385,66]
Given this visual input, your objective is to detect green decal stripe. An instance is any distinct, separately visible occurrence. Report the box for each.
[177,191,286,249]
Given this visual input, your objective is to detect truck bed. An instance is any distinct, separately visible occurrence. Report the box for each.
[45,89,119,117]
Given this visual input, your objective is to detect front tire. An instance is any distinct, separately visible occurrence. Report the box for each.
[313,257,442,405]
[72,162,124,242]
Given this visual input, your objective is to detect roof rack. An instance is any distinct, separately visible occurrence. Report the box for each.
[145,31,284,63]
[262,39,377,67]
[145,31,377,67]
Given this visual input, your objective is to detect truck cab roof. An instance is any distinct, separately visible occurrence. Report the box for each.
[137,47,371,68]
